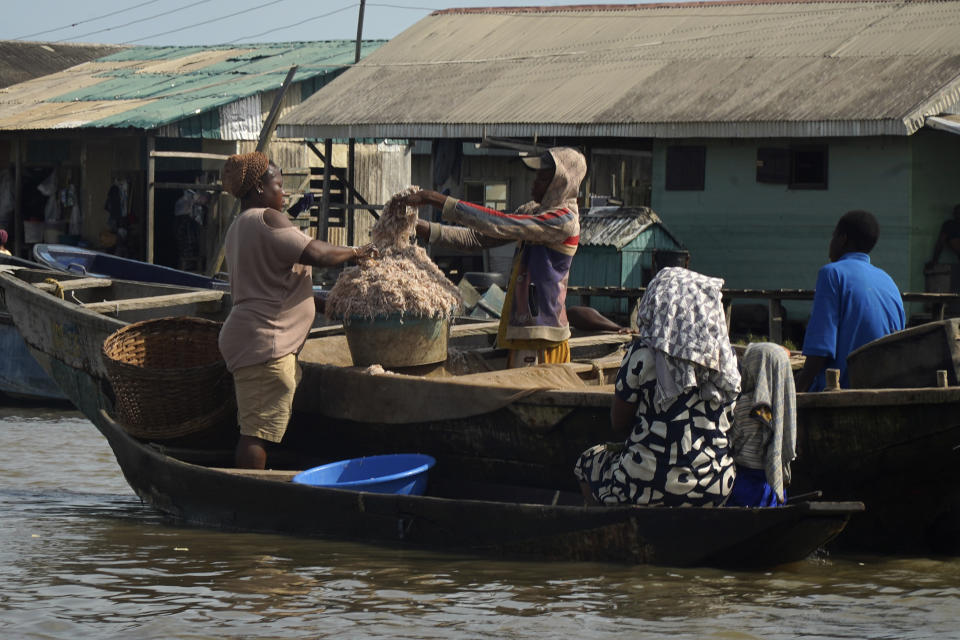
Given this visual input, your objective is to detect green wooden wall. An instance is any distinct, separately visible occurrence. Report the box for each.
[909,129,960,292]
[647,135,956,321]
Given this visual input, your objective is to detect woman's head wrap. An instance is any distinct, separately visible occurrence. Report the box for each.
[635,266,741,410]
[222,152,270,199]
[0,229,8,245]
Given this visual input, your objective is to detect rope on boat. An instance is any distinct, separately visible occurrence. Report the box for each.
[590,360,605,385]
[43,278,65,300]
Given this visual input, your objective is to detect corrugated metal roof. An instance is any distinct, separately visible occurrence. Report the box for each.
[279,0,960,139]
[0,40,127,89]
[0,41,384,133]
[579,206,682,249]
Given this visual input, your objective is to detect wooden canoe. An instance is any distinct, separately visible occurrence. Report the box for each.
[96,408,858,567]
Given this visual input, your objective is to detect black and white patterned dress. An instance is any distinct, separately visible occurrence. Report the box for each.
[574,340,737,507]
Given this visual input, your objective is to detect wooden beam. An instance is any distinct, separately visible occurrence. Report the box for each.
[257,65,298,156]
[347,138,356,246]
[319,138,332,242]
[34,277,113,293]
[146,136,155,264]
[83,290,223,313]
[149,151,231,161]
[12,136,21,257]
[153,182,223,192]
[209,468,298,482]
[307,141,378,219]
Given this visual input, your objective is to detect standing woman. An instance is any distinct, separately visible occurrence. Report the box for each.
[575,267,741,507]
[219,152,375,469]
[403,147,586,368]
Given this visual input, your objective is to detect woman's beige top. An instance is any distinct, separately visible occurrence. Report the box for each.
[218,208,314,372]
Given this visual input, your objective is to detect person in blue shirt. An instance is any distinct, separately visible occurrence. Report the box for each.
[796,210,905,392]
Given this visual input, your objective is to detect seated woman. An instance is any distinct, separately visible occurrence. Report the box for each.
[574,267,741,507]
[726,342,797,507]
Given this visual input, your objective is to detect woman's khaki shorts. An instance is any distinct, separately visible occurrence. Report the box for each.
[232,353,301,443]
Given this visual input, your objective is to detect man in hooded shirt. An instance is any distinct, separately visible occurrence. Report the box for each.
[404,147,586,368]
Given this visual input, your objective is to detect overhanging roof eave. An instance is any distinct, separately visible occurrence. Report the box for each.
[277,119,914,140]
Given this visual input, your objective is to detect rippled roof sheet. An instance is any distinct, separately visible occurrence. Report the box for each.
[280,0,960,139]
[0,40,126,89]
[580,206,681,249]
[0,41,384,131]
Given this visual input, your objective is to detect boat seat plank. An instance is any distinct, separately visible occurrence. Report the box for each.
[209,467,299,482]
[450,320,501,337]
[83,290,224,313]
[34,277,113,292]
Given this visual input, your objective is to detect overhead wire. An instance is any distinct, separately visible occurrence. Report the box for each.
[12,0,163,41]
[123,0,292,44]
[52,0,216,43]
[227,3,360,43]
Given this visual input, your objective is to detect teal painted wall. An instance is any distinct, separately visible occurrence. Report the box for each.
[569,226,683,314]
[650,136,914,321]
[910,129,960,292]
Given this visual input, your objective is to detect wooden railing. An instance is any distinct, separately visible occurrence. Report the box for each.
[568,286,960,344]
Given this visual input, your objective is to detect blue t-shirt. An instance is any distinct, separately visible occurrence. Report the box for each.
[802,252,905,391]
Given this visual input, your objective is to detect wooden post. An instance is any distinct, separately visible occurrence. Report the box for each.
[354,0,366,64]
[825,368,841,391]
[80,139,87,243]
[724,299,733,335]
[768,297,784,344]
[12,136,21,257]
[347,139,356,246]
[146,136,155,264]
[937,369,949,388]
[319,138,333,243]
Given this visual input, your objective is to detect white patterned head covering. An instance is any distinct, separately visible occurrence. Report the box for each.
[740,342,797,502]
[635,267,741,410]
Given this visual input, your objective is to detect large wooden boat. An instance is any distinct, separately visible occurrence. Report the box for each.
[0,267,230,421]
[3,266,950,556]
[291,334,960,554]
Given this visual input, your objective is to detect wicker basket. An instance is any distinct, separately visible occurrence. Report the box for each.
[102,317,235,440]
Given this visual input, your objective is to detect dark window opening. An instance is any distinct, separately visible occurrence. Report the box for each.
[756,147,791,184]
[790,146,828,189]
[756,145,828,189]
[665,146,705,191]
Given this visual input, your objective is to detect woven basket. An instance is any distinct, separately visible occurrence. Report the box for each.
[102,317,235,440]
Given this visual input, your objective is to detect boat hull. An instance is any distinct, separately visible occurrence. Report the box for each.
[97,409,857,568]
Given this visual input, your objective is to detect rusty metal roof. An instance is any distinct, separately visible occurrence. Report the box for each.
[279,0,960,140]
[580,206,683,249]
[0,40,127,89]
[0,41,384,133]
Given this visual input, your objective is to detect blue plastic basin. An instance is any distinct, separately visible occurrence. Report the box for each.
[292,453,436,495]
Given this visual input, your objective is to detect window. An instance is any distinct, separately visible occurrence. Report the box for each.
[465,181,508,210]
[665,146,705,191]
[756,145,828,189]
[790,146,828,189]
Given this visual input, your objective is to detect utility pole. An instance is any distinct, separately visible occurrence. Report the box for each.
[354,0,366,63]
